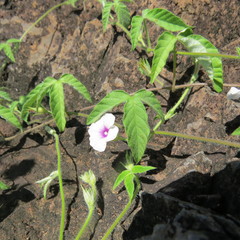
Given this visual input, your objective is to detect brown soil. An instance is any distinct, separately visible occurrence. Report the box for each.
[0,0,240,239]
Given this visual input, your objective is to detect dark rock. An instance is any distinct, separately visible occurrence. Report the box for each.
[125,192,240,240]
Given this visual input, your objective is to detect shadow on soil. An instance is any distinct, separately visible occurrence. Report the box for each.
[123,160,240,240]
[0,159,36,222]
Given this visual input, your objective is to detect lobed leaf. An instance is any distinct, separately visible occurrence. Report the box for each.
[150,31,177,83]
[0,89,12,101]
[49,81,66,132]
[130,16,144,50]
[60,74,92,103]
[123,96,150,163]
[114,1,131,28]
[237,47,240,56]
[142,8,191,32]
[9,101,19,112]
[0,181,9,190]
[124,173,135,200]
[135,89,164,120]
[66,0,79,7]
[87,90,129,125]
[102,2,114,31]
[211,57,223,92]
[6,38,21,44]
[3,44,15,62]
[138,58,151,77]
[232,127,240,136]
[178,34,223,92]
[113,170,130,190]
[21,77,55,121]
[0,105,22,129]
[131,165,156,174]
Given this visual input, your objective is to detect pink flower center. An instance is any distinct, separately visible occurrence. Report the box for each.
[100,126,109,138]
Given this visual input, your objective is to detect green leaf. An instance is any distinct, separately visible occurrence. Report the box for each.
[135,89,164,120]
[49,81,66,132]
[98,0,107,7]
[123,96,150,163]
[66,0,79,7]
[9,101,19,112]
[130,16,144,50]
[113,170,131,190]
[0,181,9,190]
[3,44,15,62]
[114,1,131,28]
[21,77,55,121]
[87,90,129,125]
[35,77,56,107]
[237,47,240,56]
[0,105,22,129]
[142,8,191,32]
[6,38,21,44]
[178,28,194,37]
[0,90,12,101]
[150,31,177,83]
[178,34,223,92]
[0,43,5,51]
[232,127,240,136]
[131,165,156,174]
[211,57,223,92]
[60,74,92,103]
[138,58,151,77]
[102,2,114,31]
[124,173,135,200]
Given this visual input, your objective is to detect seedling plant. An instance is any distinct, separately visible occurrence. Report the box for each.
[1,0,240,239]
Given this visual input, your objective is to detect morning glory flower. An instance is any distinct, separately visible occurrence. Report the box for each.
[88,113,119,152]
[227,87,240,100]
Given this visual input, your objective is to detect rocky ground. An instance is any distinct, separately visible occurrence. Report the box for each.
[0,0,240,239]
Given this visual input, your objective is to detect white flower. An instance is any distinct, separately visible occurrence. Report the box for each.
[227,87,240,100]
[88,113,119,152]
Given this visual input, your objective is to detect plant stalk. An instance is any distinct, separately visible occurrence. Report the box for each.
[19,1,68,42]
[176,51,240,60]
[171,43,177,91]
[75,207,94,240]
[115,22,131,38]
[143,19,151,49]
[101,199,132,240]
[154,130,240,149]
[164,61,200,121]
[53,132,66,240]
[101,178,140,240]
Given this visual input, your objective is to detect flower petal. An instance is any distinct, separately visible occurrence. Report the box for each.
[89,137,107,152]
[105,125,119,142]
[88,120,105,138]
[227,87,240,100]
[101,113,116,128]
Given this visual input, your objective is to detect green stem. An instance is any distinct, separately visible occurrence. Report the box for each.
[144,49,240,60]
[154,130,240,149]
[101,199,132,240]
[164,61,200,121]
[115,22,131,38]
[177,51,240,60]
[153,61,200,132]
[172,43,177,91]
[19,1,68,42]
[101,179,140,240]
[143,20,151,49]
[53,132,66,240]
[75,207,95,240]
